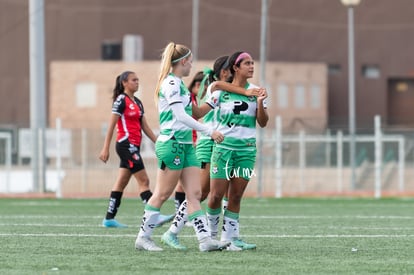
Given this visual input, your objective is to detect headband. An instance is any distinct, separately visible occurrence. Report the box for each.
[235,52,252,65]
[172,50,192,63]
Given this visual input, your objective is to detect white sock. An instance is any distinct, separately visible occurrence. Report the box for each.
[206,208,221,239]
[220,210,239,242]
[137,205,160,238]
[189,210,211,242]
[169,200,188,235]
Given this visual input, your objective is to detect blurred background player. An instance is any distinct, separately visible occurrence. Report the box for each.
[99,71,173,228]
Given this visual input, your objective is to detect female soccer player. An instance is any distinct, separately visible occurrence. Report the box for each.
[206,51,269,251]
[161,55,261,250]
[134,42,228,252]
[99,71,173,228]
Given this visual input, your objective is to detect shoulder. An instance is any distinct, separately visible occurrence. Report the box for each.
[113,94,126,106]
[163,74,181,88]
[115,93,126,101]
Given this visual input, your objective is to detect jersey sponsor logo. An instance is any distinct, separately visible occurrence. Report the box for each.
[169,80,175,85]
[129,103,135,109]
[233,101,249,114]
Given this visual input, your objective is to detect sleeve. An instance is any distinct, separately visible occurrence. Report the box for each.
[170,103,213,137]
[162,77,182,105]
[112,95,125,116]
[205,89,221,109]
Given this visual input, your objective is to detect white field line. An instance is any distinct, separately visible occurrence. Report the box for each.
[1,223,414,231]
[1,233,414,238]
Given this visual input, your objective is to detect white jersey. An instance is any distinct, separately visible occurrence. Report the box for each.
[206,82,268,151]
[157,74,193,144]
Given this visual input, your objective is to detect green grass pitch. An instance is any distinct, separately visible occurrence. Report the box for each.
[1,197,414,274]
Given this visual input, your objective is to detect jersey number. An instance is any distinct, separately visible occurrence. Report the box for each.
[171,142,184,154]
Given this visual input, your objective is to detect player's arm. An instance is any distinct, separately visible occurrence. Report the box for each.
[192,102,213,120]
[211,81,260,97]
[256,88,269,128]
[99,114,118,163]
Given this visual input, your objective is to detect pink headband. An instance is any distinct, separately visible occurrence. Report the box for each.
[235,52,252,65]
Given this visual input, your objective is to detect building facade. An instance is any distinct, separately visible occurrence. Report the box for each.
[2,0,414,131]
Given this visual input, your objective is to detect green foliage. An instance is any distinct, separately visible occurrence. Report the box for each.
[1,197,414,274]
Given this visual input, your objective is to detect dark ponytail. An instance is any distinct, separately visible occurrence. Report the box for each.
[112,71,133,101]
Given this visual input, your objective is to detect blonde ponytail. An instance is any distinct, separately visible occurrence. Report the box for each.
[153,42,192,104]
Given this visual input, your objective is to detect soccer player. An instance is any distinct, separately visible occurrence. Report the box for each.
[206,51,269,251]
[161,56,261,250]
[134,42,228,252]
[99,71,174,228]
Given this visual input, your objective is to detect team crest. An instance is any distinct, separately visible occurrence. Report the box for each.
[212,165,218,174]
[173,156,181,166]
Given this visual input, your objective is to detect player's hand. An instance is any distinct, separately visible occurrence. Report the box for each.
[211,131,224,143]
[99,149,109,163]
[257,88,268,101]
[245,88,260,97]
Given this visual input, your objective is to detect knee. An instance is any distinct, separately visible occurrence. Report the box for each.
[208,191,223,206]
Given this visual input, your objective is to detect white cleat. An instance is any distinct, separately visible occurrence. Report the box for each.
[199,237,230,252]
[135,236,163,252]
[226,242,243,251]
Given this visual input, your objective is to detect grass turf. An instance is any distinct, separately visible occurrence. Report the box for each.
[1,197,414,274]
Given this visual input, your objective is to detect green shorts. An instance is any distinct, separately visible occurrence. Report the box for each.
[155,138,200,170]
[210,145,257,181]
[196,139,214,164]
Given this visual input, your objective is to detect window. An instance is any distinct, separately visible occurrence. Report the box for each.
[277,83,289,108]
[76,82,97,108]
[362,65,380,79]
[328,64,341,75]
[310,84,321,109]
[294,84,305,109]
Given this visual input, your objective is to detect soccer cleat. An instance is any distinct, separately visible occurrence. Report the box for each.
[102,219,128,228]
[226,242,243,251]
[161,231,187,250]
[199,237,230,252]
[155,214,175,228]
[228,238,256,251]
[135,236,163,251]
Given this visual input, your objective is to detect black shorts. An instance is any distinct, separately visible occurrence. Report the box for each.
[116,140,145,173]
